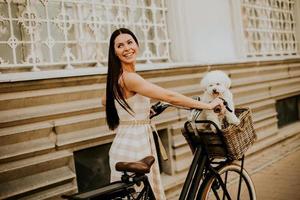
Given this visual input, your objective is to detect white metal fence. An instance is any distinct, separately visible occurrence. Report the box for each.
[0,0,170,72]
[241,0,298,57]
[0,0,299,73]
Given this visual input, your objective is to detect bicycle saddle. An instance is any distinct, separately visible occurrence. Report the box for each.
[115,156,155,174]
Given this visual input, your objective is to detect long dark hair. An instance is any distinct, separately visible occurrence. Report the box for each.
[106,28,139,130]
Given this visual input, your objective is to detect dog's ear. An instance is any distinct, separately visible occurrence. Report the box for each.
[224,74,231,88]
[217,70,231,88]
[200,76,207,91]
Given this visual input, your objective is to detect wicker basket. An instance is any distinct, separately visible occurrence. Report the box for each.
[221,108,257,160]
[182,108,257,160]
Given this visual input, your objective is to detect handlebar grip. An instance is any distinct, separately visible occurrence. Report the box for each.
[150,102,170,119]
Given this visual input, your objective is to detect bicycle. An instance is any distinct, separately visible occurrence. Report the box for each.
[62,100,256,200]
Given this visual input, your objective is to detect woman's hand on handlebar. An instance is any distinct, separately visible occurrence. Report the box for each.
[209,98,225,113]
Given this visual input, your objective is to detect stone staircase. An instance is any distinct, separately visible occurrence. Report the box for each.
[0,75,107,199]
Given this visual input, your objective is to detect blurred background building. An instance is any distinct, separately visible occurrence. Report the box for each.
[0,0,299,199]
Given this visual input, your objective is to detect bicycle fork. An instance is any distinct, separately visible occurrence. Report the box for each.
[178,145,233,200]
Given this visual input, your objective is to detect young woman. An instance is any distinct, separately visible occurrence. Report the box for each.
[102,28,224,200]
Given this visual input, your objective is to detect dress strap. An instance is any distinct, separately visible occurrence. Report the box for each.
[119,120,168,161]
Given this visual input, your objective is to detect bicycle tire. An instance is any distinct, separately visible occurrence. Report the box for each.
[200,164,256,200]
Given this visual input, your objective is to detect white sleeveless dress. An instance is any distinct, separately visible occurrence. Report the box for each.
[109,94,166,200]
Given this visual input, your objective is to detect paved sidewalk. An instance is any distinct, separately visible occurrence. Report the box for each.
[242,134,300,200]
[250,148,300,200]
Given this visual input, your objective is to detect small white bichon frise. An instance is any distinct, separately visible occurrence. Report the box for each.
[191,70,240,132]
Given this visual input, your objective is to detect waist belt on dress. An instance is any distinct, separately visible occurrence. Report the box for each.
[119,119,168,161]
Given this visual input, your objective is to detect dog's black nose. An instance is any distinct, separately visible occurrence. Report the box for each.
[213,89,217,93]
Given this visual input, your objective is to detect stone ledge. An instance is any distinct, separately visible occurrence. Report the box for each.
[1,57,300,82]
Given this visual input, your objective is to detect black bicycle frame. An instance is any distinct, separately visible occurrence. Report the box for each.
[179,146,207,200]
[179,120,234,200]
[134,174,155,200]
[61,173,154,200]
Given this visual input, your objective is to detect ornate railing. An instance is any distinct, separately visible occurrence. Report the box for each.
[0,0,170,72]
[241,0,298,57]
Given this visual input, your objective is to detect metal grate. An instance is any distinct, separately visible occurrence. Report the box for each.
[0,0,170,72]
[241,0,298,57]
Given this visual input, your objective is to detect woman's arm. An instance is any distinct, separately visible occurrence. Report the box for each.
[122,72,222,110]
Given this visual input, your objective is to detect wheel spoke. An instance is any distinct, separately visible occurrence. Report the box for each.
[212,186,222,200]
[201,164,256,200]
[222,171,228,200]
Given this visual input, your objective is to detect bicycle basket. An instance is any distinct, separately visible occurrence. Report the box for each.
[182,108,257,160]
[221,108,257,160]
[182,122,228,158]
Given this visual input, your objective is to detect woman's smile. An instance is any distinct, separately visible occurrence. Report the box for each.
[114,33,139,65]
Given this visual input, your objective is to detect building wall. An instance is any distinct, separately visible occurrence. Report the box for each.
[167,0,236,62]
[0,58,299,199]
[167,0,300,62]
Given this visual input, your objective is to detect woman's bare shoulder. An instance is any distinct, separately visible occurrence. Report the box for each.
[122,71,144,83]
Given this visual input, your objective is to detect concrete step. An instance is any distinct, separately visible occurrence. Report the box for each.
[246,98,274,110]
[233,83,270,105]
[19,182,77,200]
[0,121,53,146]
[162,171,187,200]
[56,125,113,149]
[172,133,187,149]
[170,84,202,97]
[247,122,300,159]
[255,122,278,141]
[0,111,110,162]
[0,112,107,146]
[0,150,73,183]
[54,112,106,134]
[0,74,103,93]
[0,166,75,199]
[230,64,290,87]
[169,121,185,136]
[174,154,192,173]
[152,108,185,129]
[0,84,103,111]
[247,99,277,126]
[269,77,300,98]
[149,73,203,88]
[0,137,55,163]
[254,116,277,131]
[0,98,102,128]
[288,62,300,77]
[173,145,192,160]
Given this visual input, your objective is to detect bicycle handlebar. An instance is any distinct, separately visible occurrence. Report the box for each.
[150,97,231,119]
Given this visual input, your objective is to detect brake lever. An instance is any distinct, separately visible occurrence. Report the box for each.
[150,97,231,119]
[150,102,170,119]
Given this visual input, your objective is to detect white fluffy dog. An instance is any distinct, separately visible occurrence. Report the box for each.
[191,70,240,132]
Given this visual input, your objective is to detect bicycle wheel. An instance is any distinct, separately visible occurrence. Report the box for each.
[201,164,256,200]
